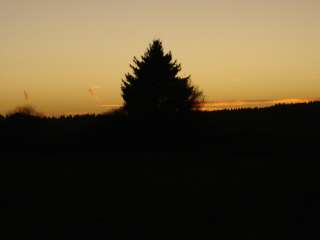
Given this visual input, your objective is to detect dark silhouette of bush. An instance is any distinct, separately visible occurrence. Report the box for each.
[6,105,43,118]
[121,40,204,118]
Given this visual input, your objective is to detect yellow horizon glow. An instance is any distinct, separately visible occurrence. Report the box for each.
[1,0,320,115]
[3,97,317,117]
[200,98,320,111]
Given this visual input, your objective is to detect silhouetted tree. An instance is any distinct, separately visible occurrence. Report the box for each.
[121,40,203,118]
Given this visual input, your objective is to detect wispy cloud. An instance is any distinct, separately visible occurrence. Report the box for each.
[88,85,101,100]
[200,98,320,111]
[99,104,121,108]
[24,90,29,102]
[88,88,95,97]
[98,98,319,111]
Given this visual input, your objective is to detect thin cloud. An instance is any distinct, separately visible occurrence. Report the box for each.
[99,98,319,111]
[88,85,101,101]
[201,98,320,111]
[24,90,29,102]
[88,88,95,97]
[99,104,121,108]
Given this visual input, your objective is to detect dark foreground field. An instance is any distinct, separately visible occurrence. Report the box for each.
[1,103,320,239]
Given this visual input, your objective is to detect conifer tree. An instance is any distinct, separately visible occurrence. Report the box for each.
[121,40,203,117]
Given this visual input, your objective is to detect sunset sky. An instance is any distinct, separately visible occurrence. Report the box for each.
[1,0,320,115]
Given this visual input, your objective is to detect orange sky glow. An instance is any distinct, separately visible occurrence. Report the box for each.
[200,98,320,111]
[1,1,319,116]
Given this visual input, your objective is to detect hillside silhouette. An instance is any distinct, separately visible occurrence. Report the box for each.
[0,101,319,152]
[1,102,320,239]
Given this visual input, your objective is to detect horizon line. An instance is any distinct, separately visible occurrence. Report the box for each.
[200,97,320,111]
[3,97,319,117]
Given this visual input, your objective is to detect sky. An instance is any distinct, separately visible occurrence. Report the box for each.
[1,0,320,115]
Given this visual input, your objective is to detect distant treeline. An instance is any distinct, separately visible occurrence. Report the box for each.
[0,102,319,153]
